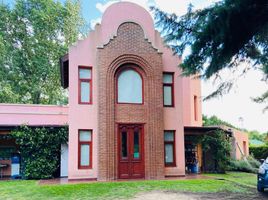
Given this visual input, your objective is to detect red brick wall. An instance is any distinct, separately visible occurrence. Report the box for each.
[97,22,164,180]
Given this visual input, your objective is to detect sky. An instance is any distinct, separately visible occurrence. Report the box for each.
[76,0,268,133]
[2,0,268,133]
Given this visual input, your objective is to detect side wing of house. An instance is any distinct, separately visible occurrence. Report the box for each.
[0,104,68,178]
[231,129,249,159]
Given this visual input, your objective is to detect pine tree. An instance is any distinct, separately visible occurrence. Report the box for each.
[152,0,268,108]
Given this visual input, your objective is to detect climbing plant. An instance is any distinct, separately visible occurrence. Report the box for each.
[11,126,68,179]
[201,130,231,173]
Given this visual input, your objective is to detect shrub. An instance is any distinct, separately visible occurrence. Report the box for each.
[228,156,260,173]
[247,155,261,168]
[11,126,68,179]
[249,146,268,160]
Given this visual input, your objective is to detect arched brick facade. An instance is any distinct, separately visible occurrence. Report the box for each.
[97,22,164,180]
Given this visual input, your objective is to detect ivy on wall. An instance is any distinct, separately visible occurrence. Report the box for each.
[11,126,68,179]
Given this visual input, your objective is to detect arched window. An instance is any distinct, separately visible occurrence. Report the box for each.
[117,68,143,104]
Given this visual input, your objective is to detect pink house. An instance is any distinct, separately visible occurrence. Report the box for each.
[0,2,248,180]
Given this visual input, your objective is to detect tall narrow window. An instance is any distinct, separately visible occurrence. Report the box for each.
[164,130,176,167]
[78,130,92,169]
[163,73,174,107]
[117,68,143,104]
[194,95,198,121]
[243,141,247,155]
[79,66,92,104]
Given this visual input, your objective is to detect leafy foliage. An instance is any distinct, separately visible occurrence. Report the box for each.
[202,115,237,129]
[11,126,68,179]
[248,130,266,143]
[203,115,267,144]
[0,0,88,104]
[152,0,268,106]
[252,90,268,111]
[201,130,231,173]
[228,159,258,173]
[228,155,260,173]
[249,146,268,160]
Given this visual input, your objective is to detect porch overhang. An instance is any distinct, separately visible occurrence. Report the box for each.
[184,126,233,136]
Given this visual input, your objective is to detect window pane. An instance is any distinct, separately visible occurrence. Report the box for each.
[79,68,91,79]
[80,144,90,166]
[165,144,174,164]
[79,130,92,142]
[164,131,174,142]
[81,82,90,103]
[194,96,198,121]
[121,132,128,158]
[0,147,15,159]
[133,131,140,159]
[118,69,142,103]
[163,74,173,83]
[163,86,172,106]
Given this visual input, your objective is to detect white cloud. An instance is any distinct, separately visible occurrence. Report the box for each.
[154,0,190,15]
[95,0,220,18]
[202,66,268,133]
[90,18,101,29]
[96,0,120,13]
[96,0,152,14]
[153,0,220,16]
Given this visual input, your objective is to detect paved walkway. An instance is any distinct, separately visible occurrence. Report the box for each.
[38,174,211,185]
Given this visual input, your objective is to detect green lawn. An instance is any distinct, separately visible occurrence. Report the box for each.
[207,171,257,188]
[0,172,257,200]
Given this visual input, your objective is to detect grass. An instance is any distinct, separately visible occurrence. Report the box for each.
[0,172,256,200]
[207,171,257,188]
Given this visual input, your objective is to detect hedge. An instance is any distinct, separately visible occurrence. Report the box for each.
[249,146,268,160]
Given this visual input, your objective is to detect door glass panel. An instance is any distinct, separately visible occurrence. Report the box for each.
[165,143,174,163]
[121,131,128,159]
[133,130,140,159]
[80,144,90,166]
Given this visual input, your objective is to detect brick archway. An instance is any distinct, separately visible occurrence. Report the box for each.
[97,22,164,180]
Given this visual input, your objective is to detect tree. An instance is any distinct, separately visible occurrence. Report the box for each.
[0,0,88,104]
[248,130,266,142]
[202,115,237,129]
[152,0,268,107]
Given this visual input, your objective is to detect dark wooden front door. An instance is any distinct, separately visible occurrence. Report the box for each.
[118,124,144,179]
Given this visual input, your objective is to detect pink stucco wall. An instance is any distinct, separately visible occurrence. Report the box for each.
[67,2,202,179]
[162,47,186,176]
[182,76,202,127]
[232,129,249,160]
[0,103,68,126]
